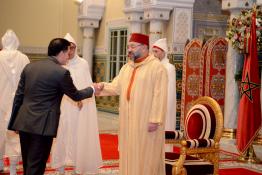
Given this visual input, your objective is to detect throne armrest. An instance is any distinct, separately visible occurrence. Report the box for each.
[165,131,184,140]
[184,139,215,148]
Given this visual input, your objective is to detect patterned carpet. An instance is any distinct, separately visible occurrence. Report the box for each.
[0,134,119,175]
[1,134,262,174]
[219,149,262,174]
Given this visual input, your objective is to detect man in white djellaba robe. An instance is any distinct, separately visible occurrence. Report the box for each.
[97,33,168,175]
[0,30,30,174]
[51,33,103,174]
[152,38,177,152]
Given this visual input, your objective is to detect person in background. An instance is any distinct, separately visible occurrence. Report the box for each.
[152,38,177,152]
[96,33,168,175]
[51,33,102,175]
[0,29,30,175]
[8,38,100,175]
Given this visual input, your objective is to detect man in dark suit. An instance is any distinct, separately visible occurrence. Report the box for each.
[8,38,98,175]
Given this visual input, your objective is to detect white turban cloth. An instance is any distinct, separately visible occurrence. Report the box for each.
[152,38,168,53]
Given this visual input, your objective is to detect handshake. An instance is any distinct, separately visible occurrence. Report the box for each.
[93,83,104,95]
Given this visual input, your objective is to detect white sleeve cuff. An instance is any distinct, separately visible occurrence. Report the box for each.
[90,85,95,94]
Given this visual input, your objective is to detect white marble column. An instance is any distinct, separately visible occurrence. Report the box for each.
[224,41,243,129]
[82,27,95,73]
[223,10,244,130]
[129,21,143,33]
[143,6,173,48]
[78,0,105,76]
[149,20,164,47]
[123,10,144,34]
[124,0,144,34]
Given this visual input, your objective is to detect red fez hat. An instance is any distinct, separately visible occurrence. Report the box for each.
[129,33,149,46]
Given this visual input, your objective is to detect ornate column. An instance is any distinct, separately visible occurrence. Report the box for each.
[143,6,172,46]
[78,0,105,75]
[124,10,144,33]
[172,4,194,54]
[222,0,253,137]
[124,0,144,33]
[142,0,195,49]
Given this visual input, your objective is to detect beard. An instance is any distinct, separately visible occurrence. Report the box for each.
[128,51,141,61]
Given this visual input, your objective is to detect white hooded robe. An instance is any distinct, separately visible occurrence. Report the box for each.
[0,30,29,160]
[153,38,177,152]
[161,57,177,133]
[51,34,102,174]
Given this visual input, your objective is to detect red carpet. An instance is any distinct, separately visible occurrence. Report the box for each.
[219,168,262,175]
[99,134,119,160]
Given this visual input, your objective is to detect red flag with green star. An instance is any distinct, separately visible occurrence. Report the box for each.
[236,11,261,154]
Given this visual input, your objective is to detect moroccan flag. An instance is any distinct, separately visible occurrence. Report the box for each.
[236,11,261,154]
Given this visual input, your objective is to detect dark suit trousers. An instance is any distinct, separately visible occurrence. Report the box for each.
[19,131,53,175]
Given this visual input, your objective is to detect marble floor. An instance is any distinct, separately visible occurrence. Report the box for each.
[97,111,119,134]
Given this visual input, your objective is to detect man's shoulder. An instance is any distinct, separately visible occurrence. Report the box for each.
[148,56,168,75]
[28,59,67,73]
[147,55,161,64]
[148,55,166,69]
[120,61,130,70]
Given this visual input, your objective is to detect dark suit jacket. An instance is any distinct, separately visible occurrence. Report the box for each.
[8,56,94,137]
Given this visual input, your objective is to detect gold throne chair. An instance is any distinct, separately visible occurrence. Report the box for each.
[165,96,223,175]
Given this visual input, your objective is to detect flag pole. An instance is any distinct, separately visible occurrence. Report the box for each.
[236,3,262,160]
[238,4,261,164]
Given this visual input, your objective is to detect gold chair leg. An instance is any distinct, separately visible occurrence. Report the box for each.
[213,152,219,175]
[172,153,186,175]
[238,145,261,164]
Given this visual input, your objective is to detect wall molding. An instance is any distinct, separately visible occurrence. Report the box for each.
[19,46,47,54]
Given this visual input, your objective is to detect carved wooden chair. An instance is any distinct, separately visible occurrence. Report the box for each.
[165,96,223,175]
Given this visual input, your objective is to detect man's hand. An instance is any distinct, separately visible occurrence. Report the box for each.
[77,101,83,110]
[148,122,159,132]
[93,83,104,95]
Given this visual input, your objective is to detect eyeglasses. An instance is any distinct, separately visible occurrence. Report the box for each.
[127,44,142,49]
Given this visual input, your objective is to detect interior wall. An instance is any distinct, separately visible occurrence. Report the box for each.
[0,0,82,49]
[95,0,126,54]
[193,0,228,39]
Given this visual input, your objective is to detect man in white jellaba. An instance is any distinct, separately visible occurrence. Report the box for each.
[152,38,177,152]
[0,30,30,174]
[51,33,102,174]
